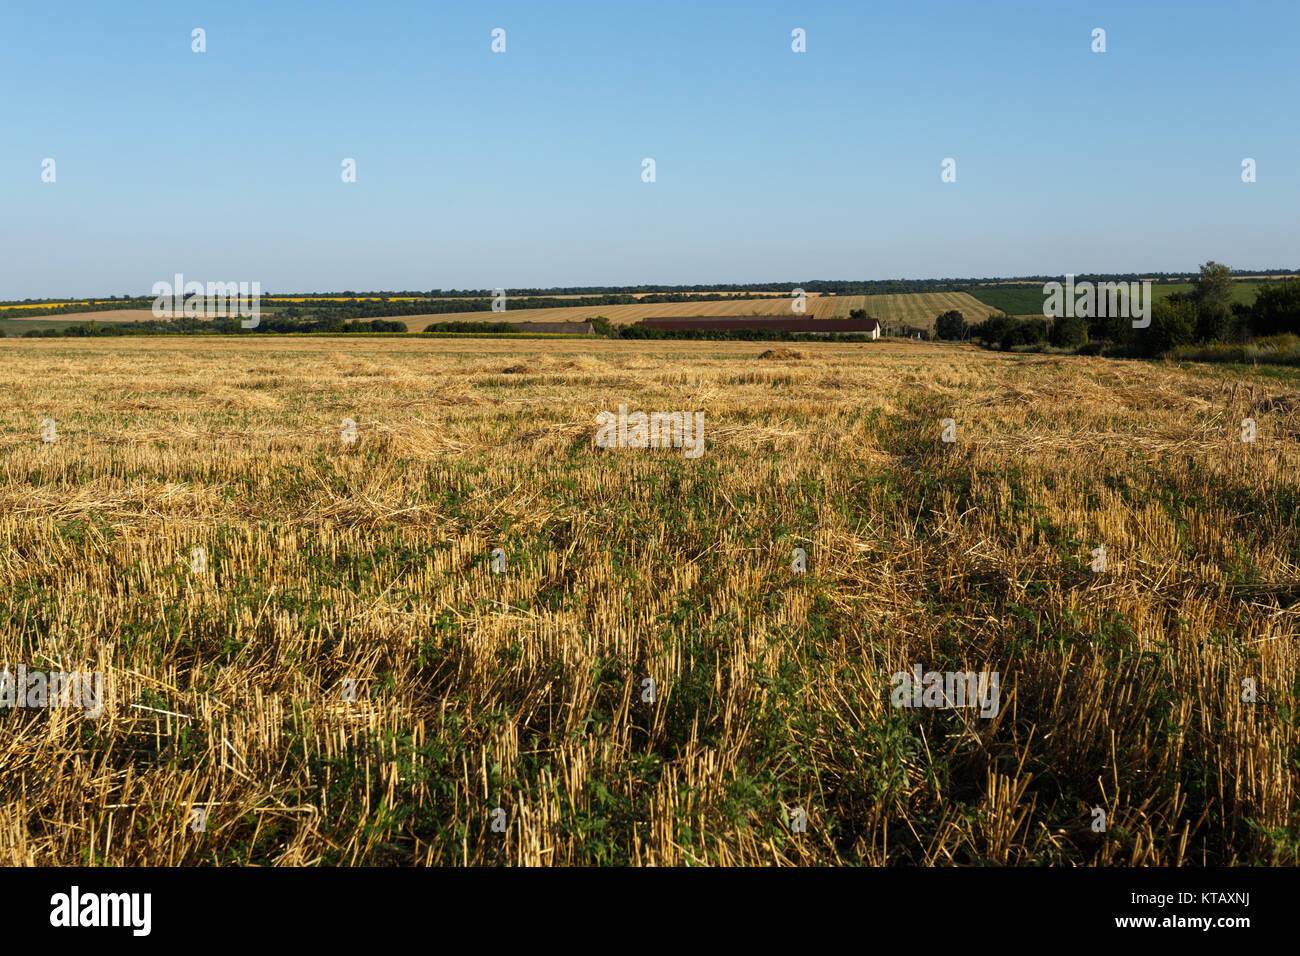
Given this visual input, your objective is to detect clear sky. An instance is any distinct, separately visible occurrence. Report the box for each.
[2,0,1297,298]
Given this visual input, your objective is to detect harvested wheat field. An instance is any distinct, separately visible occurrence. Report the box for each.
[1,309,159,323]
[834,291,1000,325]
[1,336,1297,866]
[399,296,821,329]
[392,291,997,330]
[10,292,1000,334]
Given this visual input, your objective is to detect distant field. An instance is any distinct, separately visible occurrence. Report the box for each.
[263,291,794,303]
[5,309,156,324]
[968,280,1272,317]
[826,292,998,327]
[0,309,285,331]
[393,292,998,332]
[1153,282,1265,305]
[0,318,91,335]
[377,298,822,330]
[0,301,123,310]
[963,285,1049,316]
[2,292,1031,335]
[0,310,172,334]
[4,300,817,332]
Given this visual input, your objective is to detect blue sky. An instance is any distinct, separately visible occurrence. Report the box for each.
[2,0,1297,297]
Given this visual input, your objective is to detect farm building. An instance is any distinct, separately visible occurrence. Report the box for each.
[638,316,880,338]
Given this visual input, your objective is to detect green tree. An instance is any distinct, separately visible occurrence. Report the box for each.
[1191,261,1234,342]
[1245,280,1300,338]
[1135,298,1196,355]
[998,318,1047,350]
[1049,316,1088,349]
[974,313,1012,344]
[934,310,967,340]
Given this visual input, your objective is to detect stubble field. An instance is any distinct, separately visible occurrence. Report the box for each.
[1,336,1297,865]
[392,290,998,330]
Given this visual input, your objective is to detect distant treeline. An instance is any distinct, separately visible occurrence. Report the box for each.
[0,299,156,318]
[250,270,1300,297]
[418,321,527,334]
[225,317,409,334]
